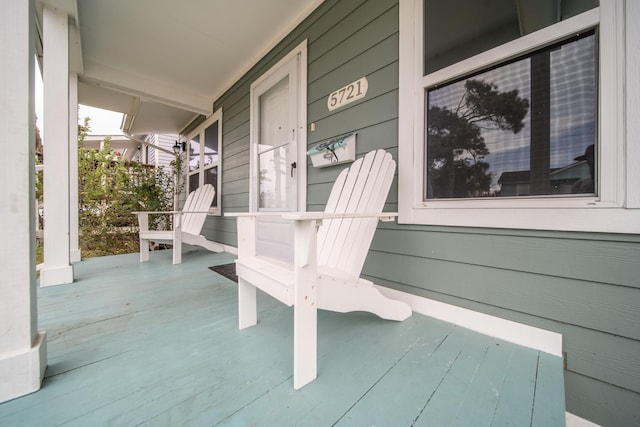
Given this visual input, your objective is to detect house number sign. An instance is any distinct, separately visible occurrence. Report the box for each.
[327,77,368,111]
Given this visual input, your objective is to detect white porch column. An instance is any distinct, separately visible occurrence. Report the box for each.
[0,0,47,403]
[69,73,81,263]
[40,5,74,286]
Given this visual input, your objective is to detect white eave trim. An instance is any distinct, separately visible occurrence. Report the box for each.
[82,61,213,116]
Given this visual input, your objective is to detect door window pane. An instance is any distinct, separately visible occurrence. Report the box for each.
[425,32,597,199]
[258,145,288,209]
[259,76,289,153]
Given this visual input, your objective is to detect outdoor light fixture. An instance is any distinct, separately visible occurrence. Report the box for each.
[172,141,183,155]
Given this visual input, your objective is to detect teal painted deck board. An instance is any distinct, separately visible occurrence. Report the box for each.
[532,352,568,427]
[0,250,565,426]
[414,330,503,426]
[490,345,539,426]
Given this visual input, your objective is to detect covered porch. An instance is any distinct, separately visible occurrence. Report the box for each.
[0,250,565,426]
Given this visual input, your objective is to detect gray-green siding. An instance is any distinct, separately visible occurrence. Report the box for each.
[201,1,640,425]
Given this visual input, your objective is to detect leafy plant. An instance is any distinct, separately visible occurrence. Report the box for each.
[77,118,177,258]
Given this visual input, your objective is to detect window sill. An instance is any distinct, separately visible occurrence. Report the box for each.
[399,204,640,234]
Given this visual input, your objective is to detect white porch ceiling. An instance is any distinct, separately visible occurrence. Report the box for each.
[54,0,323,136]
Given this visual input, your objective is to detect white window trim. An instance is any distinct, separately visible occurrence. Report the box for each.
[399,0,640,233]
[185,108,223,215]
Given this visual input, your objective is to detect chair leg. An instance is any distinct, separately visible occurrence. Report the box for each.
[238,278,257,329]
[172,232,182,265]
[292,219,319,389]
[140,238,149,263]
[293,296,317,390]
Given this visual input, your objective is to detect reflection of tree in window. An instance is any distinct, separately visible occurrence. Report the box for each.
[427,79,529,198]
[425,32,597,199]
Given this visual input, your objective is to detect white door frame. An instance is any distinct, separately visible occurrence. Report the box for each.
[249,40,307,213]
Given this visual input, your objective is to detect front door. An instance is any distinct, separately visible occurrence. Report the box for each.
[250,41,307,261]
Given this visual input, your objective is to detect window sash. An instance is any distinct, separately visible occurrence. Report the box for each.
[424,31,598,201]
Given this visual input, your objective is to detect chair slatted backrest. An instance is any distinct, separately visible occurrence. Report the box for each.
[317,150,395,278]
[181,184,215,236]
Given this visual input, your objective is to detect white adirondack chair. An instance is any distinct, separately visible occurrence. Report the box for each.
[227,149,412,389]
[133,184,224,264]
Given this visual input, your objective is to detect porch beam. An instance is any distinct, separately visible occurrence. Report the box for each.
[82,61,213,116]
[40,4,74,286]
[0,0,47,403]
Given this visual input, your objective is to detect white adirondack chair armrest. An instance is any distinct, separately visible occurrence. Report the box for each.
[132,210,183,215]
[226,211,398,222]
[133,211,212,215]
[228,211,397,267]
[135,210,210,235]
[281,212,397,222]
[133,211,182,230]
[224,212,285,218]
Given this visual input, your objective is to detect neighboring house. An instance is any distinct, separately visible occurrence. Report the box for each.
[82,134,177,169]
[82,135,141,162]
[3,1,639,426]
[144,133,179,172]
[498,161,592,196]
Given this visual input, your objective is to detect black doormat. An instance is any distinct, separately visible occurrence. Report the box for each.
[209,263,237,283]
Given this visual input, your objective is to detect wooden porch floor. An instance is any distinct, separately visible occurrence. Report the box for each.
[1,250,565,426]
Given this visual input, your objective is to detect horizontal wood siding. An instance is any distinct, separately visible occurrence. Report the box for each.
[208,1,640,425]
[364,227,640,427]
[154,134,177,170]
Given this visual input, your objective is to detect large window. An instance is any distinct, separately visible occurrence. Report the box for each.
[399,0,640,233]
[185,109,222,214]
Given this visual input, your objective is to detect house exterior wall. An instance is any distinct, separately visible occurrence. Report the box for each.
[143,135,156,165]
[152,134,178,170]
[144,133,177,170]
[207,1,640,425]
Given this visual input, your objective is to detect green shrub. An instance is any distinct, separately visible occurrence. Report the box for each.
[77,118,178,258]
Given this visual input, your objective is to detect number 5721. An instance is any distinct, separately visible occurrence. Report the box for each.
[327,77,368,111]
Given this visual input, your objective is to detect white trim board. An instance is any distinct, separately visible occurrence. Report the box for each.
[222,241,562,356]
[566,412,601,427]
[375,286,563,357]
